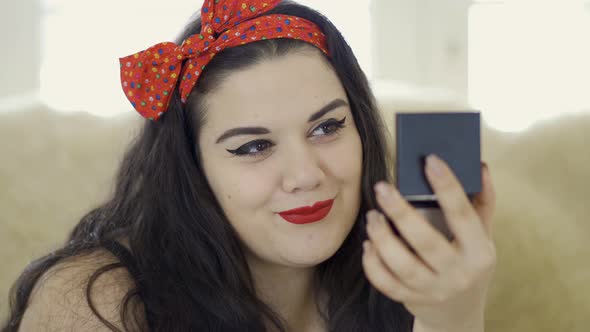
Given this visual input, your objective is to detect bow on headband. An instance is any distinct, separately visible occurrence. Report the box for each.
[119,0,330,121]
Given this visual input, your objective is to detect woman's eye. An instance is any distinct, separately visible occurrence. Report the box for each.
[226,140,274,157]
[226,116,347,158]
[310,117,346,137]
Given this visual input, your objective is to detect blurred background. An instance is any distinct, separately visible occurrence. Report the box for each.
[1,0,589,331]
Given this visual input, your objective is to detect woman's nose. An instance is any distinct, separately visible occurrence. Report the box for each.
[281,143,326,193]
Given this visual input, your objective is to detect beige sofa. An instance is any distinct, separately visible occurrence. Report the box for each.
[1,98,589,331]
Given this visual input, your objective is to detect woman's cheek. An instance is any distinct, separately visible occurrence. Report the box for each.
[223,164,276,209]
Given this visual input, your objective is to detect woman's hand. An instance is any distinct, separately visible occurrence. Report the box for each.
[362,154,497,332]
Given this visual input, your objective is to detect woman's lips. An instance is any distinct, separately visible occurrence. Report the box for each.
[278,199,334,224]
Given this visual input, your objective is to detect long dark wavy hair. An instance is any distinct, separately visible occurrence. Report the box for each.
[2,1,414,331]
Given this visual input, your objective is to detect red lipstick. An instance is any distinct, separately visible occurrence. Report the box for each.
[278,199,334,225]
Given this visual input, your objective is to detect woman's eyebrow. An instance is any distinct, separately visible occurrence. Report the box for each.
[215,98,348,144]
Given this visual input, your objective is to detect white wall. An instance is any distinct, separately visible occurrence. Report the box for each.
[370,0,471,100]
[0,0,41,111]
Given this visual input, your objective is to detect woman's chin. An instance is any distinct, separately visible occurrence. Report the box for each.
[277,239,344,267]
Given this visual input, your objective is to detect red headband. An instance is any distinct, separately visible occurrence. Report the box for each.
[119,0,331,121]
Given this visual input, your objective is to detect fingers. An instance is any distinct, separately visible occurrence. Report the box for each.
[364,157,498,309]
[423,155,488,250]
[365,210,437,291]
[472,162,496,237]
[361,238,433,305]
[373,182,458,273]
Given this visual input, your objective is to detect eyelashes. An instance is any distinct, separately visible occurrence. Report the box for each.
[226,116,347,158]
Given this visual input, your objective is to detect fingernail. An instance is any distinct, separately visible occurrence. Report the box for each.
[374,182,389,197]
[426,154,445,177]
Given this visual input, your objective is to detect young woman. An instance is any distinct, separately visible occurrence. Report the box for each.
[2,1,497,331]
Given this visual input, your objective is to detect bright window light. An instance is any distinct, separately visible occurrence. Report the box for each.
[468,0,590,132]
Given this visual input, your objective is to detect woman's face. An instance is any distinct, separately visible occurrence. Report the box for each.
[198,48,363,269]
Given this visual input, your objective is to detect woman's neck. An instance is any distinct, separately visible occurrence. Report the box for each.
[247,254,327,331]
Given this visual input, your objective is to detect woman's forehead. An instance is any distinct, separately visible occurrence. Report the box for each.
[202,51,346,132]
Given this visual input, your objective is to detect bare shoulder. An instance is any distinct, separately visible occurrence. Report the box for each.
[18,245,147,331]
